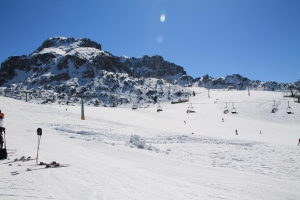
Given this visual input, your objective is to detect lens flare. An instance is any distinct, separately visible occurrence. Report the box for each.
[160,10,167,22]
[157,35,163,43]
[160,14,166,22]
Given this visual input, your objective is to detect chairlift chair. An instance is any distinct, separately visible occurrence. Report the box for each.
[157,103,163,112]
[286,107,293,114]
[271,100,278,113]
[186,103,191,113]
[186,103,195,113]
[271,107,278,113]
[231,103,238,114]
[286,101,293,114]
[189,103,196,113]
[132,102,138,110]
[223,103,229,114]
[224,108,229,114]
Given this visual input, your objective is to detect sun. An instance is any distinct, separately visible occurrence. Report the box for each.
[160,14,166,22]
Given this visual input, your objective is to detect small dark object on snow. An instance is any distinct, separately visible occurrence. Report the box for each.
[235,130,238,135]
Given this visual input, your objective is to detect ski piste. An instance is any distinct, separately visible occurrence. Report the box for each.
[11,161,70,175]
[1,156,36,165]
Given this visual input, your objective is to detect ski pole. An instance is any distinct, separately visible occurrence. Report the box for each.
[36,128,42,166]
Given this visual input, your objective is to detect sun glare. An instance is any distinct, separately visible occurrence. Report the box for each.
[160,14,166,22]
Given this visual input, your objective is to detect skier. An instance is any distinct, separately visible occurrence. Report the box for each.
[222,118,224,122]
[0,131,3,149]
[298,138,300,146]
[235,129,238,135]
[0,110,4,127]
[0,112,6,160]
[184,121,186,124]
[260,130,262,134]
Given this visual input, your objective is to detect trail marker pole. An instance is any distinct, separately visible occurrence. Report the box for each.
[81,98,85,120]
[77,95,98,120]
[35,128,42,166]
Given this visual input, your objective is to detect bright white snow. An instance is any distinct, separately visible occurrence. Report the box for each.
[0,89,299,199]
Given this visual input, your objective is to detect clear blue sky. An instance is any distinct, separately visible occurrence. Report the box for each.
[0,0,299,83]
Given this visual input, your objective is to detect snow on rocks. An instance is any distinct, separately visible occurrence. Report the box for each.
[129,134,146,148]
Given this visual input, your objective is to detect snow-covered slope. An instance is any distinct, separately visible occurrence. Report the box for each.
[0,89,299,199]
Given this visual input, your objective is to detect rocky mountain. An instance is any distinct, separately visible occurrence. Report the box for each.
[0,36,294,106]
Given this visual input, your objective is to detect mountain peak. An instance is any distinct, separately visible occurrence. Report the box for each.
[35,37,102,53]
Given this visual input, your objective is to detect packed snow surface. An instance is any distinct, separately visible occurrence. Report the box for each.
[0,88,299,199]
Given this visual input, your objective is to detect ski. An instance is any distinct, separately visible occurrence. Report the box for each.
[10,161,69,175]
[2,156,36,165]
[27,163,70,171]
[11,171,19,175]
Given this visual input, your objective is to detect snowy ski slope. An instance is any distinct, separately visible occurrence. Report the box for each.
[0,88,299,199]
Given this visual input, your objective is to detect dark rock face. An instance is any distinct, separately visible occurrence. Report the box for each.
[121,55,186,83]
[93,53,132,75]
[0,55,30,85]
[30,53,57,66]
[57,55,87,70]
[79,38,102,50]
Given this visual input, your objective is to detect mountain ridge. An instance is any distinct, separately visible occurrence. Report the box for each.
[0,36,295,105]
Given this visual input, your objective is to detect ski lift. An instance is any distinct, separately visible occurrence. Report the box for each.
[187,103,196,113]
[157,103,163,112]
[286,101,293,114]
[271,100,278,113]
[132,102,138,110]
[223,102,229,114]
[231,103,238,114]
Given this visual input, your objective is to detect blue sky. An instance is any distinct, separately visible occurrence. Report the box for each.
[0,0,299,83]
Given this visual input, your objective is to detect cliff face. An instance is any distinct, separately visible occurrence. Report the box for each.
[120,55,186,83]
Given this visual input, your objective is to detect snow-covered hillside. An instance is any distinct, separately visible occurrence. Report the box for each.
[0,89,299,199]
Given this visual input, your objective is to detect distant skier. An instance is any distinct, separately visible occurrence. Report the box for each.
[222,118,224,122]
[235,129,238,135]
[184,121,186,124]
[260,130,262,134]
[298,138,300,146]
